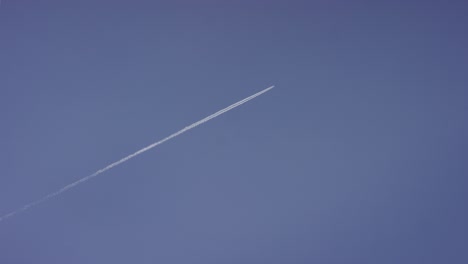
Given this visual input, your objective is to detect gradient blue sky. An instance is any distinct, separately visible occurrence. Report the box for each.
[1,1,467,263]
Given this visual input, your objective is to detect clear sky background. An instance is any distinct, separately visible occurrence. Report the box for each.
[1,0,467,263]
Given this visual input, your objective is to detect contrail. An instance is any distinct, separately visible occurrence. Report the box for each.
[0,86,274,222]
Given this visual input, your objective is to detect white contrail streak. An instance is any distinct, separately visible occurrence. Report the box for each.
[0,86,274,222]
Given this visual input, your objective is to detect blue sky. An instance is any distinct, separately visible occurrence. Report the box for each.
[1,1,467,263]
